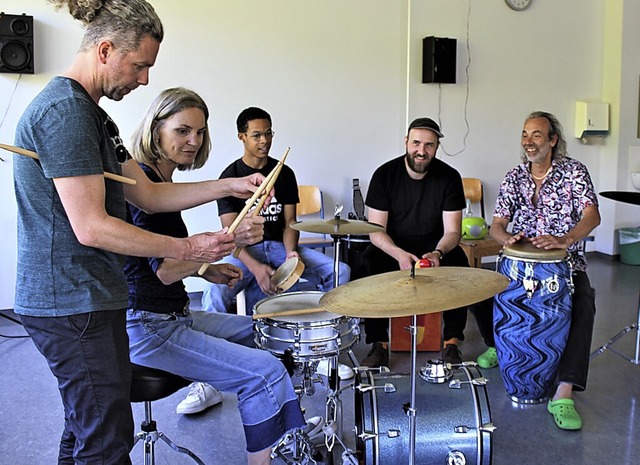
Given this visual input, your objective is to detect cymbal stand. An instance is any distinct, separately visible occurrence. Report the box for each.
[590,290,640,364]
[407,313,419,465]
[322,206,360,457]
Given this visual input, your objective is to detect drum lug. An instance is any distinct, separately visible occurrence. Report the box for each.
[355,382,373,393]
[357,431,377,442]
[449,377,488,389]
[479,422,497,433]
[386,429,401,438]
[523,277,539,299]
[355,382,396,393]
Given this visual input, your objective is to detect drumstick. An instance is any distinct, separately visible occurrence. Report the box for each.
[0,143,137,186]
[231,147,289,233]
[197,148,290,275]
[251,307,326,320]
[232,148,290,259]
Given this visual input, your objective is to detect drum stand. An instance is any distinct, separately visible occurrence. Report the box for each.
[406,314,420,465]
[318,213,363,464]
[590,290,640,365]
[324,213,418,464]
[591,191,640,365]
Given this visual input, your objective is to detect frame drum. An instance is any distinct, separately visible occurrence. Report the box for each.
[270,257,305,293]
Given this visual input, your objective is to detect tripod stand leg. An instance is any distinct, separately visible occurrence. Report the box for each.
[590,295,640,365]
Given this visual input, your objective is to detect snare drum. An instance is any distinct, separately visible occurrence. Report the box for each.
[253,291,359,362]
[494,243,573,403]
[355,367,492,465]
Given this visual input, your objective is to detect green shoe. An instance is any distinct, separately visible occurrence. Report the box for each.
[477,347,498,369]
[547,398,583,430]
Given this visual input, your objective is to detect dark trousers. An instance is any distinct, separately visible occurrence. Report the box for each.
[358,245,469,345]
[480,270,596,391]
[21,310,133,465]
[555,271,596,391]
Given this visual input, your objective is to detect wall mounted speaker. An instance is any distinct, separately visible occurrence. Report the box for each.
[0,13,34,74]
[422,36,456,84]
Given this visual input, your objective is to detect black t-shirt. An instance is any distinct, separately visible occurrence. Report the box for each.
[125,164,188,314]
[365,155,466,255]
[217,157,299,242]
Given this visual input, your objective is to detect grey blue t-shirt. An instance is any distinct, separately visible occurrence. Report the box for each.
[13,76,128,316]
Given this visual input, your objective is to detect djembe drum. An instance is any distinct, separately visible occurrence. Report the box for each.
[494,243,573,403]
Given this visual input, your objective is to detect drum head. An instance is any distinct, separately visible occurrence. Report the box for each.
[503,242,567,261]
[254,291,341,322]
[270,257,305,292]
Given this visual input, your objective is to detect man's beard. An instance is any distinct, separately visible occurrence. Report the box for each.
[405,152,429,174]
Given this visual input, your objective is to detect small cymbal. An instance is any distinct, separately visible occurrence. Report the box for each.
[319,267,509,318]
[291,219,384,236]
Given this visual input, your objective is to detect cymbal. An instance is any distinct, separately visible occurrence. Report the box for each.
[291,218,384,236]
[319,267,509,318]
[600,191,640,206]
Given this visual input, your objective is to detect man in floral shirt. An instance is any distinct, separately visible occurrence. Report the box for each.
[490,111,600,431]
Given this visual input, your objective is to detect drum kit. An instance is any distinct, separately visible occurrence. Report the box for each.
[252,207,510,465]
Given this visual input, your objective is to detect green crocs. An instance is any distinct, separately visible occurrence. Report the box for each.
[477,347,498,369]
[547,398,583,430]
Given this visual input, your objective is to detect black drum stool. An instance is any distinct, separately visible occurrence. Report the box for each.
[130,363,205,465]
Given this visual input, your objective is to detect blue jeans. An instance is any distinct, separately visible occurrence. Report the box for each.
[126,309,305,452]
[21,310,133,465]
[201,241,350,314]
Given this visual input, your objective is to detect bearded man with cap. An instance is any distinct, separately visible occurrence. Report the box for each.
[357,117,489,367]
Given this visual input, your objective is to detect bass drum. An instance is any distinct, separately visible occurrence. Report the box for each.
[355,366,492,465]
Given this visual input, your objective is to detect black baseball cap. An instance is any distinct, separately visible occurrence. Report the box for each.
[407,117,444,138]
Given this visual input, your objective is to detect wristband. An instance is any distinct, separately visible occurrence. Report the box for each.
[434,248,445,260]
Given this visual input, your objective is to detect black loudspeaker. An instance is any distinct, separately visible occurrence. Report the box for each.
[422,36,456,84]
[0,13,34,74]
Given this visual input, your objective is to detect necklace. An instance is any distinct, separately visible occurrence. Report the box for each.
[531,166,551,180]
[153,163,170,183]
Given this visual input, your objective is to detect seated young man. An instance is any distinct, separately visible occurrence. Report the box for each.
[201,107,352,379]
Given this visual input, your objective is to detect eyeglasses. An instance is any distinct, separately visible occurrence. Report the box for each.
[104,117,131,163]
[245,130,275,141]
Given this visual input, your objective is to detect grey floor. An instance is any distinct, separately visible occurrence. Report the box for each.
[1,252,639,465]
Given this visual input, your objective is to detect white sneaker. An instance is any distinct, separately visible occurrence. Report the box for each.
[176,382,222,414]
[316,360,355,380]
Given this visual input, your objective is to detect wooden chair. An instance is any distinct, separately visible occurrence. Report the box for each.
[296,185,333,252]
[460,178,502,268]
[462,177,486,219]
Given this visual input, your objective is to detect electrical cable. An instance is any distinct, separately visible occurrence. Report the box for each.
[439,0,472,157]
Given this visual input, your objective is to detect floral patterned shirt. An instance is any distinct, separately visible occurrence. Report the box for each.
[493,157,598,272]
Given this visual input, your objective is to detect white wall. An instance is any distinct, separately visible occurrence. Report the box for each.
[0,0,637,308]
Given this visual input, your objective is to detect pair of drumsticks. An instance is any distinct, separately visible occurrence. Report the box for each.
[196,147,290,276]
[3,143,321,320]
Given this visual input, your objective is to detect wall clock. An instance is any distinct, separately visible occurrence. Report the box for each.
[505,0,532,11]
